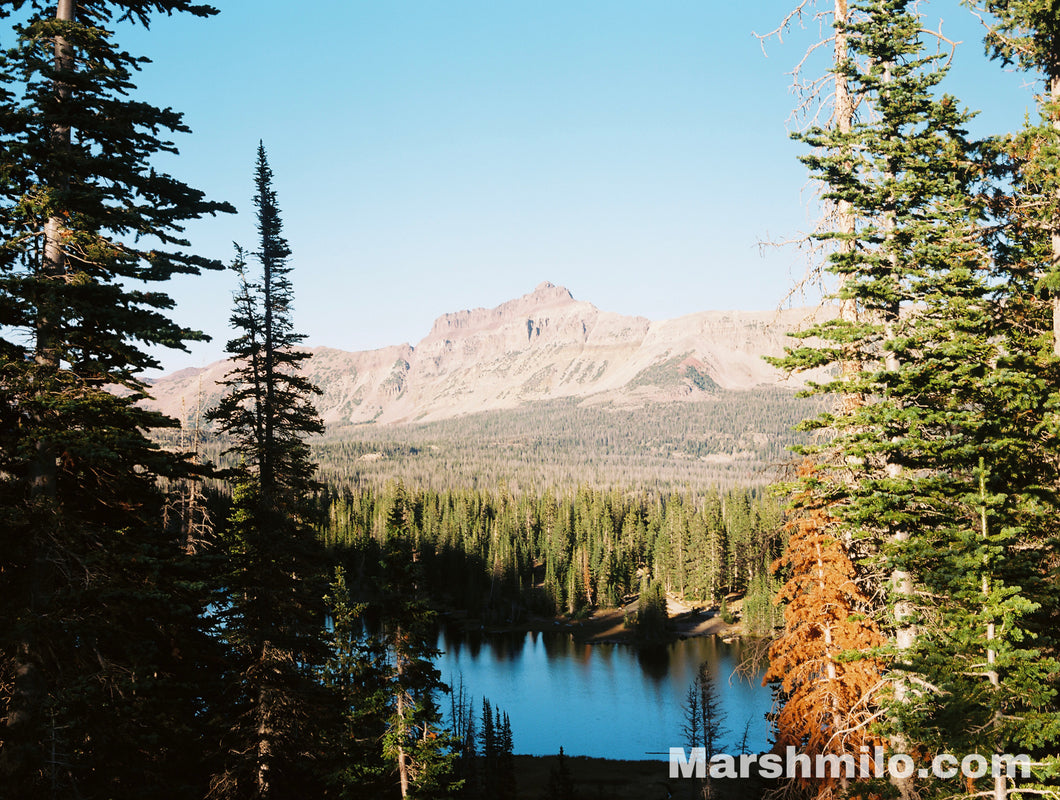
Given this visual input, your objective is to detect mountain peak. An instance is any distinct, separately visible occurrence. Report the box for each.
[531,280,574,302]
[499,281,577,315]
[426,282,580,340]
[143,283,827,428]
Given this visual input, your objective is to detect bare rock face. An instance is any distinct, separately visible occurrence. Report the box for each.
[145,283,830,427]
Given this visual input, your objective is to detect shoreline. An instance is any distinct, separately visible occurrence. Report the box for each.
[512,753,772,800]
[446,593,744,645]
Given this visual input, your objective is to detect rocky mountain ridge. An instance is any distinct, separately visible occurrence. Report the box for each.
[146,282,827,427]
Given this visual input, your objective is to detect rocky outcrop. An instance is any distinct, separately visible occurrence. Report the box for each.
[144,282,830,427]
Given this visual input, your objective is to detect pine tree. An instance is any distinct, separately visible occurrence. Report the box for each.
[0,2,230,797]
[694,662,726,763]
[378,539,460,799]
[207,145,329,800]
[971,0,1060,355]
[210,142,323,505]
[320,565,392,798]
[680,662,727,800]
[775,1,1060,797]
[546,746,575,800]
[634,578,669,644]
[972,0,1060,740]
[476,698,499,799]
[448,681,479,796]
[497,710,516,800]
[683,679,703,751]
[764,466,884,799]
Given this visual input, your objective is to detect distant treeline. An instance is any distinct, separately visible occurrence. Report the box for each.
[162,391,823,493]
[320,482,785,635]
[319,391,824,491]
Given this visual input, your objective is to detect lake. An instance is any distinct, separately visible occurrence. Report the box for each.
[436,627,775,761]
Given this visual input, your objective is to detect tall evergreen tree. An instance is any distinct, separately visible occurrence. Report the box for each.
[210,143,323,504]
[207,145,329,800]
[377,539,460,799]
[693,662,726,763]
[775,1,1060,797]
[320,565,392,798]
[496,710,516,800]
[970,0,1060,355]
[682,661,726,800]
[0,2,230,797]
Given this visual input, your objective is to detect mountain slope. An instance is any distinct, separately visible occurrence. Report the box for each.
[146,282,828,427]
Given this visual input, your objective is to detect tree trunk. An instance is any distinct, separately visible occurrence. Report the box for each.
[978,466,1006,800]
[396,626,410,798]
[885,296,915,800]
[815,536,849,791]
[30,0,75,498]
[1051,73,1060,357]
[396,698,410,798]
[257,651,272,798]
[881,61,915,800]
[835,0,861,415]
[4,1,76,788]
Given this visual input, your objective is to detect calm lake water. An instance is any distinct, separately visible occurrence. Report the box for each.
[435,627,775,761]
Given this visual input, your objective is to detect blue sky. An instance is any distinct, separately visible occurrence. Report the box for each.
[120,1,1037,373]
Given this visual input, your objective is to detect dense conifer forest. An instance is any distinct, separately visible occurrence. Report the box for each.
[160,389,824,492]
[314,391,822,492]
[319,482,785,634]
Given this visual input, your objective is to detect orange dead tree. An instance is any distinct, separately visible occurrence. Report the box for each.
[765,467,885,799]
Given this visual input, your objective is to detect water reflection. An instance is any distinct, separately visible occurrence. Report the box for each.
[635,645,670,682]
[435,627,774,760]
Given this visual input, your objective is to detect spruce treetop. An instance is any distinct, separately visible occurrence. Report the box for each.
[0,0,233,385]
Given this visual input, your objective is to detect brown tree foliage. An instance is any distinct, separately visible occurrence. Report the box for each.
[765,465,884,799]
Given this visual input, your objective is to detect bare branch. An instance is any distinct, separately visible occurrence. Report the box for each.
[753,0,817,54]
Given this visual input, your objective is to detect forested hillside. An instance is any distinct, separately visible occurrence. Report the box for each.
[319,482,785,635]
[317,389,822,491]
[161,388,822,491]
